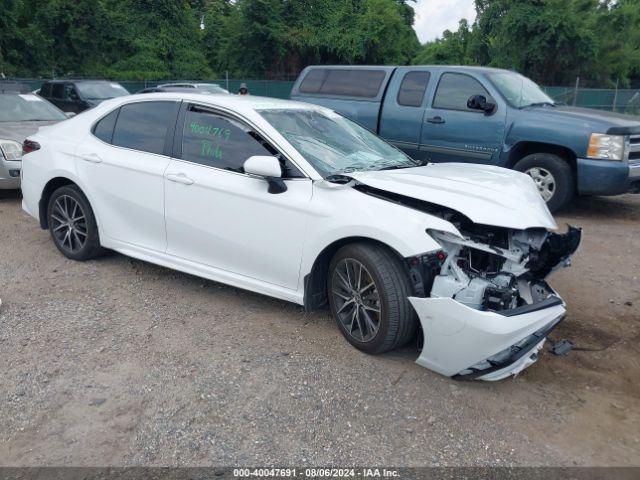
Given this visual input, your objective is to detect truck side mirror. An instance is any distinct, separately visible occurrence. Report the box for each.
[467,95,496,115]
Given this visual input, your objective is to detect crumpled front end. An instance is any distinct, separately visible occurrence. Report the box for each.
[407,224,581,381]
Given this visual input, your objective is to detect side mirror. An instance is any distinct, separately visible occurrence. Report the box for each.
[243,155,287,194]
[467,94,496,114]
[65,112,76,118]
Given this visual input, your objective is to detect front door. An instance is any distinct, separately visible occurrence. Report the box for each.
[378,67,432,161]
[420,71,506,164]
[164,103,312,289]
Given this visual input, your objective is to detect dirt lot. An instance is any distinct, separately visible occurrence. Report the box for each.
[0,190,638,467]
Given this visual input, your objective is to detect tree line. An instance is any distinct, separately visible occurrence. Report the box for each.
[1,0,638,87]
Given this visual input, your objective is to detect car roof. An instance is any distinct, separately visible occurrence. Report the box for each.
[122,92,325,113]
[43,79,118,84]
[0,82,31,94]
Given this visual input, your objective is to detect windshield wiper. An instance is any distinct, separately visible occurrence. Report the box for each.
[520,101,556,109]
[378,159,428,171]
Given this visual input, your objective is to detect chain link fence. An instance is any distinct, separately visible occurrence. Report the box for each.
[8,77,640,114]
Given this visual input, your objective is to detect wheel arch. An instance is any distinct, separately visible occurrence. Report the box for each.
[506,141,577,173]
[39,177,84,229]
[303,236,407,311]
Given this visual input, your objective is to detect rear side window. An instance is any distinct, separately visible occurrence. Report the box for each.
[40,83,52,97]
[299,69,385,98]
[111,101,179,155]
[51,84,64,99]
[397,71,430,107]
[92,109,119,143]
[433,73,493,111]
[181,107,272,172]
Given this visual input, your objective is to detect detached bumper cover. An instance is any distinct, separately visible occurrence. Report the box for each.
[409,295,566,380]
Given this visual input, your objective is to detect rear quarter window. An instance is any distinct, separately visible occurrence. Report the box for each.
[92,109,119,143]
[397,71,431,107]
[299,69,386,98]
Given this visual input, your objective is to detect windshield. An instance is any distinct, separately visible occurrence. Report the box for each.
[196,84,229,94]
[259,108,421,177]
[76,82,129,100]
[0,94,67,122]
[487,72,554,108]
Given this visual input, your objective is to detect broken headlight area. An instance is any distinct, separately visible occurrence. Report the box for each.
[408,225,581,313]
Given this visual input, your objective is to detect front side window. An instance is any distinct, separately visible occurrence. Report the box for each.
[111,101,179,155]
[63,84,78,101]
[259,108,421,177]
[433,73,493,111]
[181,107,274,173]
[397,71,430,107]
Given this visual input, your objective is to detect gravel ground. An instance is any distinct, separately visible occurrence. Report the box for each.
[0,190,638,467]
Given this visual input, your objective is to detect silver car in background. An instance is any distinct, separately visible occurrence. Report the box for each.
[0,83,69,189]
[156,82,230,94]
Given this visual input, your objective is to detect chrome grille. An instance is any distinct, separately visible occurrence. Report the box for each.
[629,135,640,164]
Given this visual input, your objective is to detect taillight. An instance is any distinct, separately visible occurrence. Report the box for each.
[22,140,41,155]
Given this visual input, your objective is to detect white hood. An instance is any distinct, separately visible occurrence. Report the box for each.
[349,163,557,230]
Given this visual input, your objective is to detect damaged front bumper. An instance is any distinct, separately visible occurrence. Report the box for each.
[409,293,566,381]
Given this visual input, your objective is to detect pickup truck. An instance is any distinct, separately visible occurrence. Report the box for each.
[291,65,640,212]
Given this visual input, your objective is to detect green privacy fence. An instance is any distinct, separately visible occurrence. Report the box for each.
[543,86,640,115]
[11,78,640,114]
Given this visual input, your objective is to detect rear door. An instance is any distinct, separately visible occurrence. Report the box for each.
[164,103,312,289]
[76,100,180,251]
[378,67,432,160]
[420,71,506,164]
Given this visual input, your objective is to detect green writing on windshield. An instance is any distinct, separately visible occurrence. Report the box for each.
[189,121,231,140]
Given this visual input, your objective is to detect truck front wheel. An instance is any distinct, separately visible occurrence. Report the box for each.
[514,153,575,213]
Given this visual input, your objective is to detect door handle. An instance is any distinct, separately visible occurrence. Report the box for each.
[426,116,445,124]
[166,173,194,185]
[80,153,103,163]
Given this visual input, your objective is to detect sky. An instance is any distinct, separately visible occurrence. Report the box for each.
[413,0,477,44]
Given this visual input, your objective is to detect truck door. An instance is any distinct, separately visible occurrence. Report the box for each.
[378,67,432,161]
[420,71,506,164]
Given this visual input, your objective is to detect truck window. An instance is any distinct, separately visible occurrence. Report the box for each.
[433,73,493,112]
[299,69,386,98]
[397,71,430,107]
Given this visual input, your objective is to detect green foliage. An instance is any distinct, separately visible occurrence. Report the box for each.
[414,0,640,86]
[0,0,419,79]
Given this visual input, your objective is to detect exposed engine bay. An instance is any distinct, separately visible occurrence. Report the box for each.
[412,226,581,313]
[354,182,582,313]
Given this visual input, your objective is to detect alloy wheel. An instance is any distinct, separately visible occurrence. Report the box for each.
[525,166,556,202]
[50,195,88,253]
[331,258,382,343]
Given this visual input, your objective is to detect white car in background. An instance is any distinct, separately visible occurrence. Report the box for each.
[20,93,581,381]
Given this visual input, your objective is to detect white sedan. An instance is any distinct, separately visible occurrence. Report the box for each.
[21,93,581,381]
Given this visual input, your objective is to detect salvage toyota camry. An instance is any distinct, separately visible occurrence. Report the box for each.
[20,93,581,380]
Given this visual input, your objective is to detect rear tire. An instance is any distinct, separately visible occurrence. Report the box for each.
[514,153,574,213]
[47,185,103,261]
[327,243,417,354]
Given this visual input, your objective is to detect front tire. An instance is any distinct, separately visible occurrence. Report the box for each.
[514,153,575,213]
[327,243,417,354]
[47,185,103,260]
